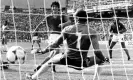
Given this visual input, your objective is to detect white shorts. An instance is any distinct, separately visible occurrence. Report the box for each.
[32,36,38,41]
[48,34,68,57]
[48,34,60,44]
[112,34,124,42]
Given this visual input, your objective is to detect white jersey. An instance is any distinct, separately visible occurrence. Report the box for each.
[2,25,7,31]
[1,25,8,38]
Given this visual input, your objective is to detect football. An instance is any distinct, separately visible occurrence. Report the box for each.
[6,46,26,64]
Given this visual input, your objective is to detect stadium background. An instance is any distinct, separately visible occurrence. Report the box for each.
[1,0,133,42]
[1,0,133,80]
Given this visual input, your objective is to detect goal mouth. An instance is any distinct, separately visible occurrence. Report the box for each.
[1,0,133,80]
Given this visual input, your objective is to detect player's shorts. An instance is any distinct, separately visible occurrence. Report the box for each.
[112,34,124,42]
[32,36,40,43]
[48,34,60,44]
[52,55,102,70]
[47,34,67,57]
[2,35,7,45]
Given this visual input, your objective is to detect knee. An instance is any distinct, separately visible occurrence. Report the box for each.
[123,48,128,51]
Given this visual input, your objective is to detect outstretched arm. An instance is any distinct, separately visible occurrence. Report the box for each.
[119,23,127,34]
[90,28,105,61]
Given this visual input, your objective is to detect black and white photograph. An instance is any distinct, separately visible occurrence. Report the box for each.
[0,0,133,80]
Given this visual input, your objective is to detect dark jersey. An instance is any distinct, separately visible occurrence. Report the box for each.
[46,14,68,34]
[110,22,126,34]
[33,32,39,36]
[49,23,97,60]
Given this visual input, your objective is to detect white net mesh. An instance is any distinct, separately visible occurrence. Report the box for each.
[1,0,133,80]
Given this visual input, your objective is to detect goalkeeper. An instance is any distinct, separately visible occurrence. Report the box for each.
[27,9,109,80]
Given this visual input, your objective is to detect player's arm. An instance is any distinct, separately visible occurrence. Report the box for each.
[58,14,72,28]
[109,24,114,33]
[119,23,127,34]
[90,28,105,61]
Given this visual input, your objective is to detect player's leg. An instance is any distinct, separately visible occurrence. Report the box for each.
[109,41,117,59]
[31,40,35,50]
[46,34,61,72]
[26,53,63,80]
[34,50,59,72]
[1,37,5,52]
[121,42,130,60]
[86,56,109,80]
[37,40,41,50]
[93,64,102,80]
[108,35,113,46]
[109,35,118,59]
[2,36,8,52]
[4,36,8,51]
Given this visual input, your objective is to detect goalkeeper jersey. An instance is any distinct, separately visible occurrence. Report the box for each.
[50,23,97,60]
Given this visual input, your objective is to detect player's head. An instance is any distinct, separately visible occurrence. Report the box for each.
[74,9,87,23]
[112,16,120,23]
[69,14,74,22]
[51,1,60,13]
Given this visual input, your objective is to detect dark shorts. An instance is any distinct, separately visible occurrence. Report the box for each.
[53,56,102,70]
[33,40,40,43]
[2,36,7,45]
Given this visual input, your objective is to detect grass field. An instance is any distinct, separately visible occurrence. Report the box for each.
[1,41,133,80]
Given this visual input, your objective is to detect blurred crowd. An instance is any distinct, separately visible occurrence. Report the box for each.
[1,11,133,42]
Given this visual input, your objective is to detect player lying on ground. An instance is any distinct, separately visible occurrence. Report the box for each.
[27,9,109,80]
[34,1,73,72]
[31,31,41,50]
[108,17,130,60]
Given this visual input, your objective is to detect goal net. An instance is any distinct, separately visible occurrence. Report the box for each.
[0,0,133,80]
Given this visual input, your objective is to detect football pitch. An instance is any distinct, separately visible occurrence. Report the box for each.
[1,42,133,80]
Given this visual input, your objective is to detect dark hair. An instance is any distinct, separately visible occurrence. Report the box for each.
[112,15,120,21]
[75,9,87,23]
[51,1,60,8]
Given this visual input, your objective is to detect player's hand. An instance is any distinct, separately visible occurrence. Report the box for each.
[37,49,43,55]
[58,24,62,28]
[31,49,38,54]
[31,49,42,54]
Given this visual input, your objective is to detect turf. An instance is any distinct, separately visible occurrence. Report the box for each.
[1,42,133,80]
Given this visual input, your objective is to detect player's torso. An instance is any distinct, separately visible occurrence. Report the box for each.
[66,34,91,51]
[111,23,124,34]
[47,15,66,33]
[64,24,91,59]
[1,25,8,36]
